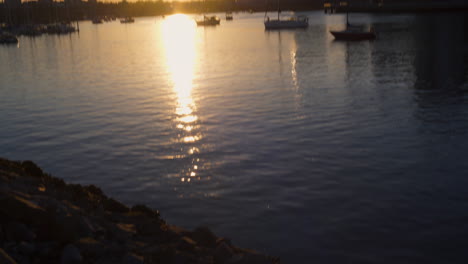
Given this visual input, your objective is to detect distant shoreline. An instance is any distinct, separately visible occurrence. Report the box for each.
[331,6,468,14]
[1,0,468,27]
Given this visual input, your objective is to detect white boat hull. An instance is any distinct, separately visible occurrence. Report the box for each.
[264,19,308,29]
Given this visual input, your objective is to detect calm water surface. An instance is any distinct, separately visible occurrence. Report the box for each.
[1,11,468,263]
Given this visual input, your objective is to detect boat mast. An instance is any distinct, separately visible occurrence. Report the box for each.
[346,1,350,28]
[277,0,280,20]
[346,9,349,27]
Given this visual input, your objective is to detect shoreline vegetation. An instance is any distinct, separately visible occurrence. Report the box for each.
[1,0,468,26]
[0,157,279,264]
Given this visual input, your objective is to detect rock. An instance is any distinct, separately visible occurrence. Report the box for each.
[214,242,234,263]
[0,157,280,264]
[0,248,17,264]
[0,223,4,241]
[5,222,36,242]
[103,198,129,213]
[173,254,191,264]
[216,237,232,247]
[45,174,66,189]
[191,227,217,248]
[178,236,197,251]
[21,161,44,178]
[227,252,274,264]
[36,242,59,257]
[39,197,68,215]
[67,184,87,202]
[75,237,103,259]
[108,222,135,243]
[85,185,104,197]
[60,244,82,264]
[135,219,163,237]
[17,242,36,256]
[122,254,144,264]
[131,204,160,219]
[226,254,243,263]
[38,214,92,243]
[168,225,190,237]
[0,193,48,225]
[144,246,176,264]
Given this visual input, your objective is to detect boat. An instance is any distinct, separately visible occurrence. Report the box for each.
[264,16,309,29]
[120,17,135,24]
[46,23,76,34]
[196,15,220,26]
[16,24,43,36]
[92,18,103,24]
[264,0,308,29]
[330,25,376,40]
[329,2,376,40]
[0,33,18,44]
[226,12,233,21]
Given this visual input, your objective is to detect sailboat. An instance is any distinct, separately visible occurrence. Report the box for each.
[196,15,220,26]
[120,17,135,23]
[329,2,376,40]
[264,0,308,30]
[196,0,220,26]
[0,32,18,44]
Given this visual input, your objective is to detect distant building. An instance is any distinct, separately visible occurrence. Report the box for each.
[4,0,21,8]
[65,0,83,5]
[38,0,54,5]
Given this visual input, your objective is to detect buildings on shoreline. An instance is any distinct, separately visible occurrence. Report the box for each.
[325,0,468,13]
[1,0,467,26]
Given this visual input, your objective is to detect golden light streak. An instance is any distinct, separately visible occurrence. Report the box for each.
[162,14,204,184]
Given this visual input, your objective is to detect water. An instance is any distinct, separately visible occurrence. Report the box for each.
[1,11,468,263]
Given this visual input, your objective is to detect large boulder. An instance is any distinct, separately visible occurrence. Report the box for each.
[122,253,144,264]
[36,214,93,243]
[75,237,106,261]
[4,222,36,242]
[103,198,129,213]
[227,251,278,264]
[191,227,217,248]
[0,193,49,225]
[17,242,36,256]
[21,161,44,178]
[131,204,160,219]
[0,248,17,264]
[214,242,234,264]
[60,244,82,264]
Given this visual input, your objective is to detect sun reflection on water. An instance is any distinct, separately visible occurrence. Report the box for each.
[162,14,202,183]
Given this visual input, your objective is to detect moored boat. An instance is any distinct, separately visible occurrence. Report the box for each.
[92,18,103,24]
[328,1,376,40]
[0,33,18,44]
[46,23,76,34]
[120,17,135,23]
[264,0,308,30]
[264,16,308,29]
[330,27,376,40]
[196,16,220,26]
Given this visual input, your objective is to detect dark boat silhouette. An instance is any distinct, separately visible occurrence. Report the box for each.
[329,1,376,40]
[196,16,220,26]
[330,24,376,40]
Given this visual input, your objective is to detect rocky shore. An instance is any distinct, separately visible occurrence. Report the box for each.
[0,158,279,264]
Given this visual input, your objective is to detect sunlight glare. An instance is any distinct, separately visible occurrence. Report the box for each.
[162,14,197,108]
[162,14,204,184]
